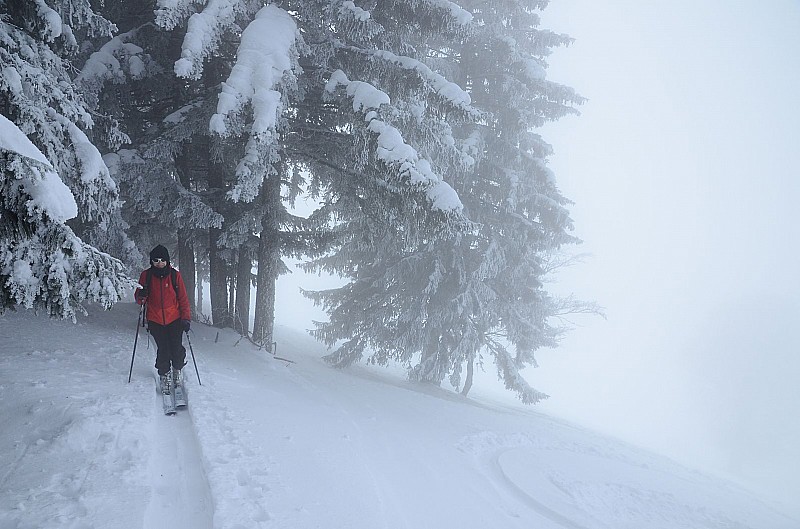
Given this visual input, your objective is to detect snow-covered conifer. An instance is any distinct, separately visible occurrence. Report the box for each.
[430,0,591,402]
[0,2,129,318]
[0,115,126,319]
[78,2,228,316]
[307,0,593,404]
[0,2,120,232]
[150,0,477,342]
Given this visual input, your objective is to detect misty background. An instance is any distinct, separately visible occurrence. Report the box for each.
[274,0,800,514]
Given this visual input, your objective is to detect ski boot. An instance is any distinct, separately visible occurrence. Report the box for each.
[159,373,171,395]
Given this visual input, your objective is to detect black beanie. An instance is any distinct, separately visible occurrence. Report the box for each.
[149,244,170,264]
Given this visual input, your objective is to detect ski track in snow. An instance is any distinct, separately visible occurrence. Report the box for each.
[2,304,799,529]
[455,429,798,529]
[0,309,214,529]
[143,376,213,529]
[187,336,394,529]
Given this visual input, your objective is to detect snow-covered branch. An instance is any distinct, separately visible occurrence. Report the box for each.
[76,30,148,98]
[343,46,478,115]
[325,70,462,212]
[0,114,78,223]
[206,5,301,203]
[209,5,300,138]
[164,0,260,79]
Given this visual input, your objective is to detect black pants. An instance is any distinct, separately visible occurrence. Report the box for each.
[149,319,186,376]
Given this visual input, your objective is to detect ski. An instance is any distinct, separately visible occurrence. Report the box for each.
[162,390,176,415]
[174,370,187,408]
[159,375,176,415]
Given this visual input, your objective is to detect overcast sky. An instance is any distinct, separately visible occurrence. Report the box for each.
[532,0,800,513]
[274,0,800,514]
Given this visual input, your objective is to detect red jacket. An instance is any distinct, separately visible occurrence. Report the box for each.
[135,268,191,326]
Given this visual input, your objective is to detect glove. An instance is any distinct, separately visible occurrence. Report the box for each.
[182,319,191,332]
[139,287,148,297]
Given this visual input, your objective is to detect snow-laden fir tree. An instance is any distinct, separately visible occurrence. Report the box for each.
[75,0,298,331]
[0,123,125,319]
[0,1,133,252]
[79,1,231,317]
[0,1,129,318]
[154,0,473,344]
[307,0,594,403]
[297,1,480,360]
[150,1,307,335]
[408,0,595,402]
[290,0,479,350]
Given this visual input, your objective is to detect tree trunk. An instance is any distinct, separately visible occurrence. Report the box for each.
[208,227,230,327]
[461,357,474,397]
[252,233,279,346]
[174,144,197,316]
[196,276,204,317]
[228,274,236,321]
[234,246,252,335]
[252,173,281,347]
[176,232,196,316]
[207,149,230,328]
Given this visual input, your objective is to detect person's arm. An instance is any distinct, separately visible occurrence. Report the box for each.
[175,271,191,321]
[134,270,148,304]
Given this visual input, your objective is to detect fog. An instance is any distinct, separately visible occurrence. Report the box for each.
[274,0,800,515]
[534,0,800,514]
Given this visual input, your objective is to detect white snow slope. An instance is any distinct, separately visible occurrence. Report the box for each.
[0,303,796,529]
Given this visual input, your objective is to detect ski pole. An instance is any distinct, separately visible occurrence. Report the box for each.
[185,330,202,386]
[128,303,145,383]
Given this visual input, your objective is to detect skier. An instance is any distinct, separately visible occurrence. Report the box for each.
[134,245,191,394]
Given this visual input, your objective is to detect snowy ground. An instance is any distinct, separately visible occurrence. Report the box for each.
[0,303,797,529]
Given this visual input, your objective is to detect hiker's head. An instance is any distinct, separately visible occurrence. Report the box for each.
[150,245,170,268]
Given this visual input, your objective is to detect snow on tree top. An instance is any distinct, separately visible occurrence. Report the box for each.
[341,1,371,21]
[209,5,299,138]
[428,0,473,26]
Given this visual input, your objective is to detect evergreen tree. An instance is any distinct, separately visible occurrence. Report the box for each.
[440,0,595,402]
[0,1,127,243]
[153,0,472,345]
[83,0,227,315]
[0,3,128,318]
[300,1,478,362]
[307,0,593,403]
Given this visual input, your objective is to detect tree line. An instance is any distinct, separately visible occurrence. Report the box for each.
[0,0,595,402]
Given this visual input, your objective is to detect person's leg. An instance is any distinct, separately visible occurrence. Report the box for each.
[165,319,187,372]
[148,322,172,375]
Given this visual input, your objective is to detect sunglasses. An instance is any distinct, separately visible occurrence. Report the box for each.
[152,258,167,263]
